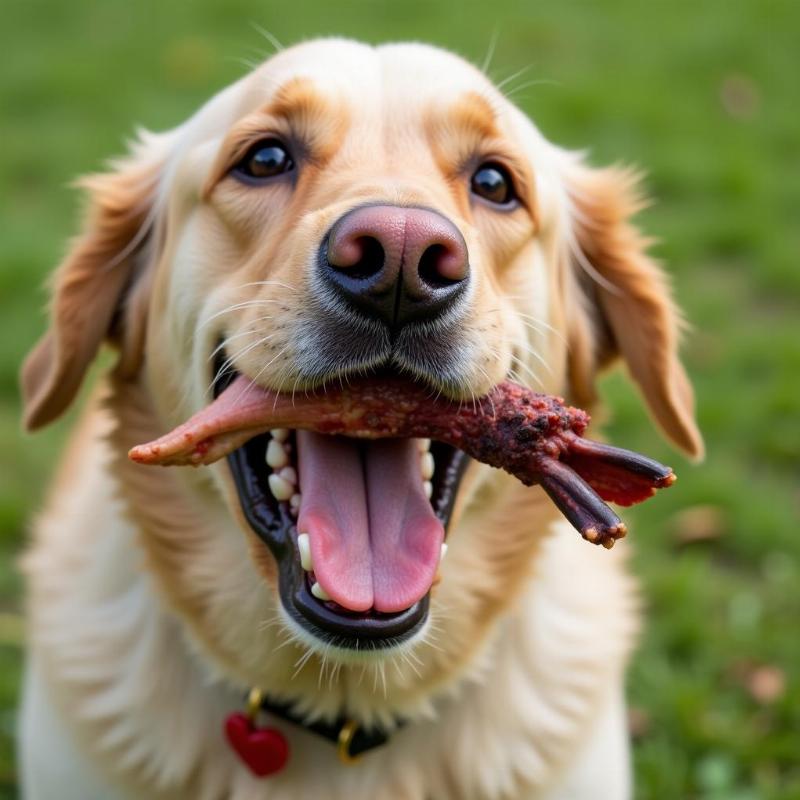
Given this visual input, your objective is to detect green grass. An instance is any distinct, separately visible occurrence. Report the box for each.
[1,1,797,797]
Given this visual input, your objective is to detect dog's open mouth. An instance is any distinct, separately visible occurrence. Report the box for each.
[129,355,676,647]
[206,362,471,647]
[221,373,469,647]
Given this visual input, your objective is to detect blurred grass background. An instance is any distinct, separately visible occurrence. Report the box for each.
[1,1,797,797]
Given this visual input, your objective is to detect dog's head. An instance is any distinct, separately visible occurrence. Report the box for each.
[22,39,701,710]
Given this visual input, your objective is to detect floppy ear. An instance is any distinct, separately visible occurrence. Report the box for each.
[21,130,171,431]
[561,156,704,460]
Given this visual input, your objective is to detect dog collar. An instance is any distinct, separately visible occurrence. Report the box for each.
[224,687,402,777]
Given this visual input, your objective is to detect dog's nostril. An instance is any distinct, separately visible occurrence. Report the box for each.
[335,236,385,280]
[418,244,462,288]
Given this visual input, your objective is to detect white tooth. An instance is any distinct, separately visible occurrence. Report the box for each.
[266,439,289,469]
[278,466,297,485]
[271,428,290,442]
[268,474,293,501]
[311,581,331,601]
[417,438,431,452]
[420,452,435,480]
[290,493,301,510]
[440,542,448,562]
[297,533,313,571]
[423,480,433,499]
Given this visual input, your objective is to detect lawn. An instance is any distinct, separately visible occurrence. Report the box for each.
[1,1,796,797]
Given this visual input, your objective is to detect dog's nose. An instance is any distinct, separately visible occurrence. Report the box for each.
[322,205,469,329]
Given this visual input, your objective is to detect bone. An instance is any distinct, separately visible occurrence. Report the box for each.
[129,377,675,547]
[537,458,627,548]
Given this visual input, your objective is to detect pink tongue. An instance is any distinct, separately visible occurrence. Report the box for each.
[296,432,444,613]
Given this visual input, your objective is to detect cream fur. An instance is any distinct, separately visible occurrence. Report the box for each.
[20,38,699,799]
[23,390,637,799]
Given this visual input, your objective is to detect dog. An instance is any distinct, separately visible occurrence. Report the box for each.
[18,38,702,800]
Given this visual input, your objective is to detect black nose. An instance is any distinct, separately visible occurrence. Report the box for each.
[320,205,469,330]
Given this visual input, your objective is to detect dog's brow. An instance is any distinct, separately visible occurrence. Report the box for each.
[442,91,500,141]
[269,77,333,123]
[425,90,504,173]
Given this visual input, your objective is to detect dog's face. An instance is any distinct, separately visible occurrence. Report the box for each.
[22,39,701,708]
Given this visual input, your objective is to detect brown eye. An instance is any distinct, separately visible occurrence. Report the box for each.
[470,163,515,205]
[234,140,294,181]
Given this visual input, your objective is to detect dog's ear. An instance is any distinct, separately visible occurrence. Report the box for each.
[561,156,704,460]
[21,131,172,431]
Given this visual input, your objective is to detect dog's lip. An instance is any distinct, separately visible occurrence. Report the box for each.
[219,365,470,647]
[287,553,431,643]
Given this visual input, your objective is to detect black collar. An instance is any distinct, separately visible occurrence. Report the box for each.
[256,692,404,763]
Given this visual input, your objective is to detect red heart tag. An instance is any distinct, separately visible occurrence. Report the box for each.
[224,712,290,777]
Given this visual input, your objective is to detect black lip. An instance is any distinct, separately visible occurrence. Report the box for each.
[222,373,471,649]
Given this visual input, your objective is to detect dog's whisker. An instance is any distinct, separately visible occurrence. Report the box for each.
[400,651,423,680]
[292,645,317,679]
[256,615,281,634]
[507,367,525,388]
[239,45,275,63]
[515,319,565,349]
[514,313,568,344]
[512,339,554,377]
[206,335,281,397]
[473,364,497,417]
[503,77,562,101]
[272,635,300,653]
[232,345,291,405]
[567,233,623,295]
[211,331,286,391]
[290,372,303,409]
[208,326,280,362]
[378,660,388,698]
[248,22,284,54]
[487,299,566,343]
[199,298,288,330]
[508,360,544,389]
[494,64,532,94]
[225,55,263,72]
[236,279,295,292]
[480,28,499,75]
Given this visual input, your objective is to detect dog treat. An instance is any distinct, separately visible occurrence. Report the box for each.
[129,376,675,548]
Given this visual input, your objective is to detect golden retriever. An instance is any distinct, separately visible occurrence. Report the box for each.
[18,38,702,800]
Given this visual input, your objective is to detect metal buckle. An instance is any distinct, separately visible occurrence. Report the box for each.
[246,686,264,722]
[337,718,361,765]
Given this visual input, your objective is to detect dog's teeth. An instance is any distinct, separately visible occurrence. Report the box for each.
[271,428,290,442]
[297,533,313,571]
[290,493,301,510]
[266,439,289,469]
[420,452,435,480]
[268,474,294,501]
[440,542,448,562]
[417,438,431,452]
[423,480,433,499]
[278,466,297,485]
[311,581,331,601]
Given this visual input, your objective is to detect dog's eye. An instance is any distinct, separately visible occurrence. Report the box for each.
[233,140,294,180]
[470,163,515,205]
